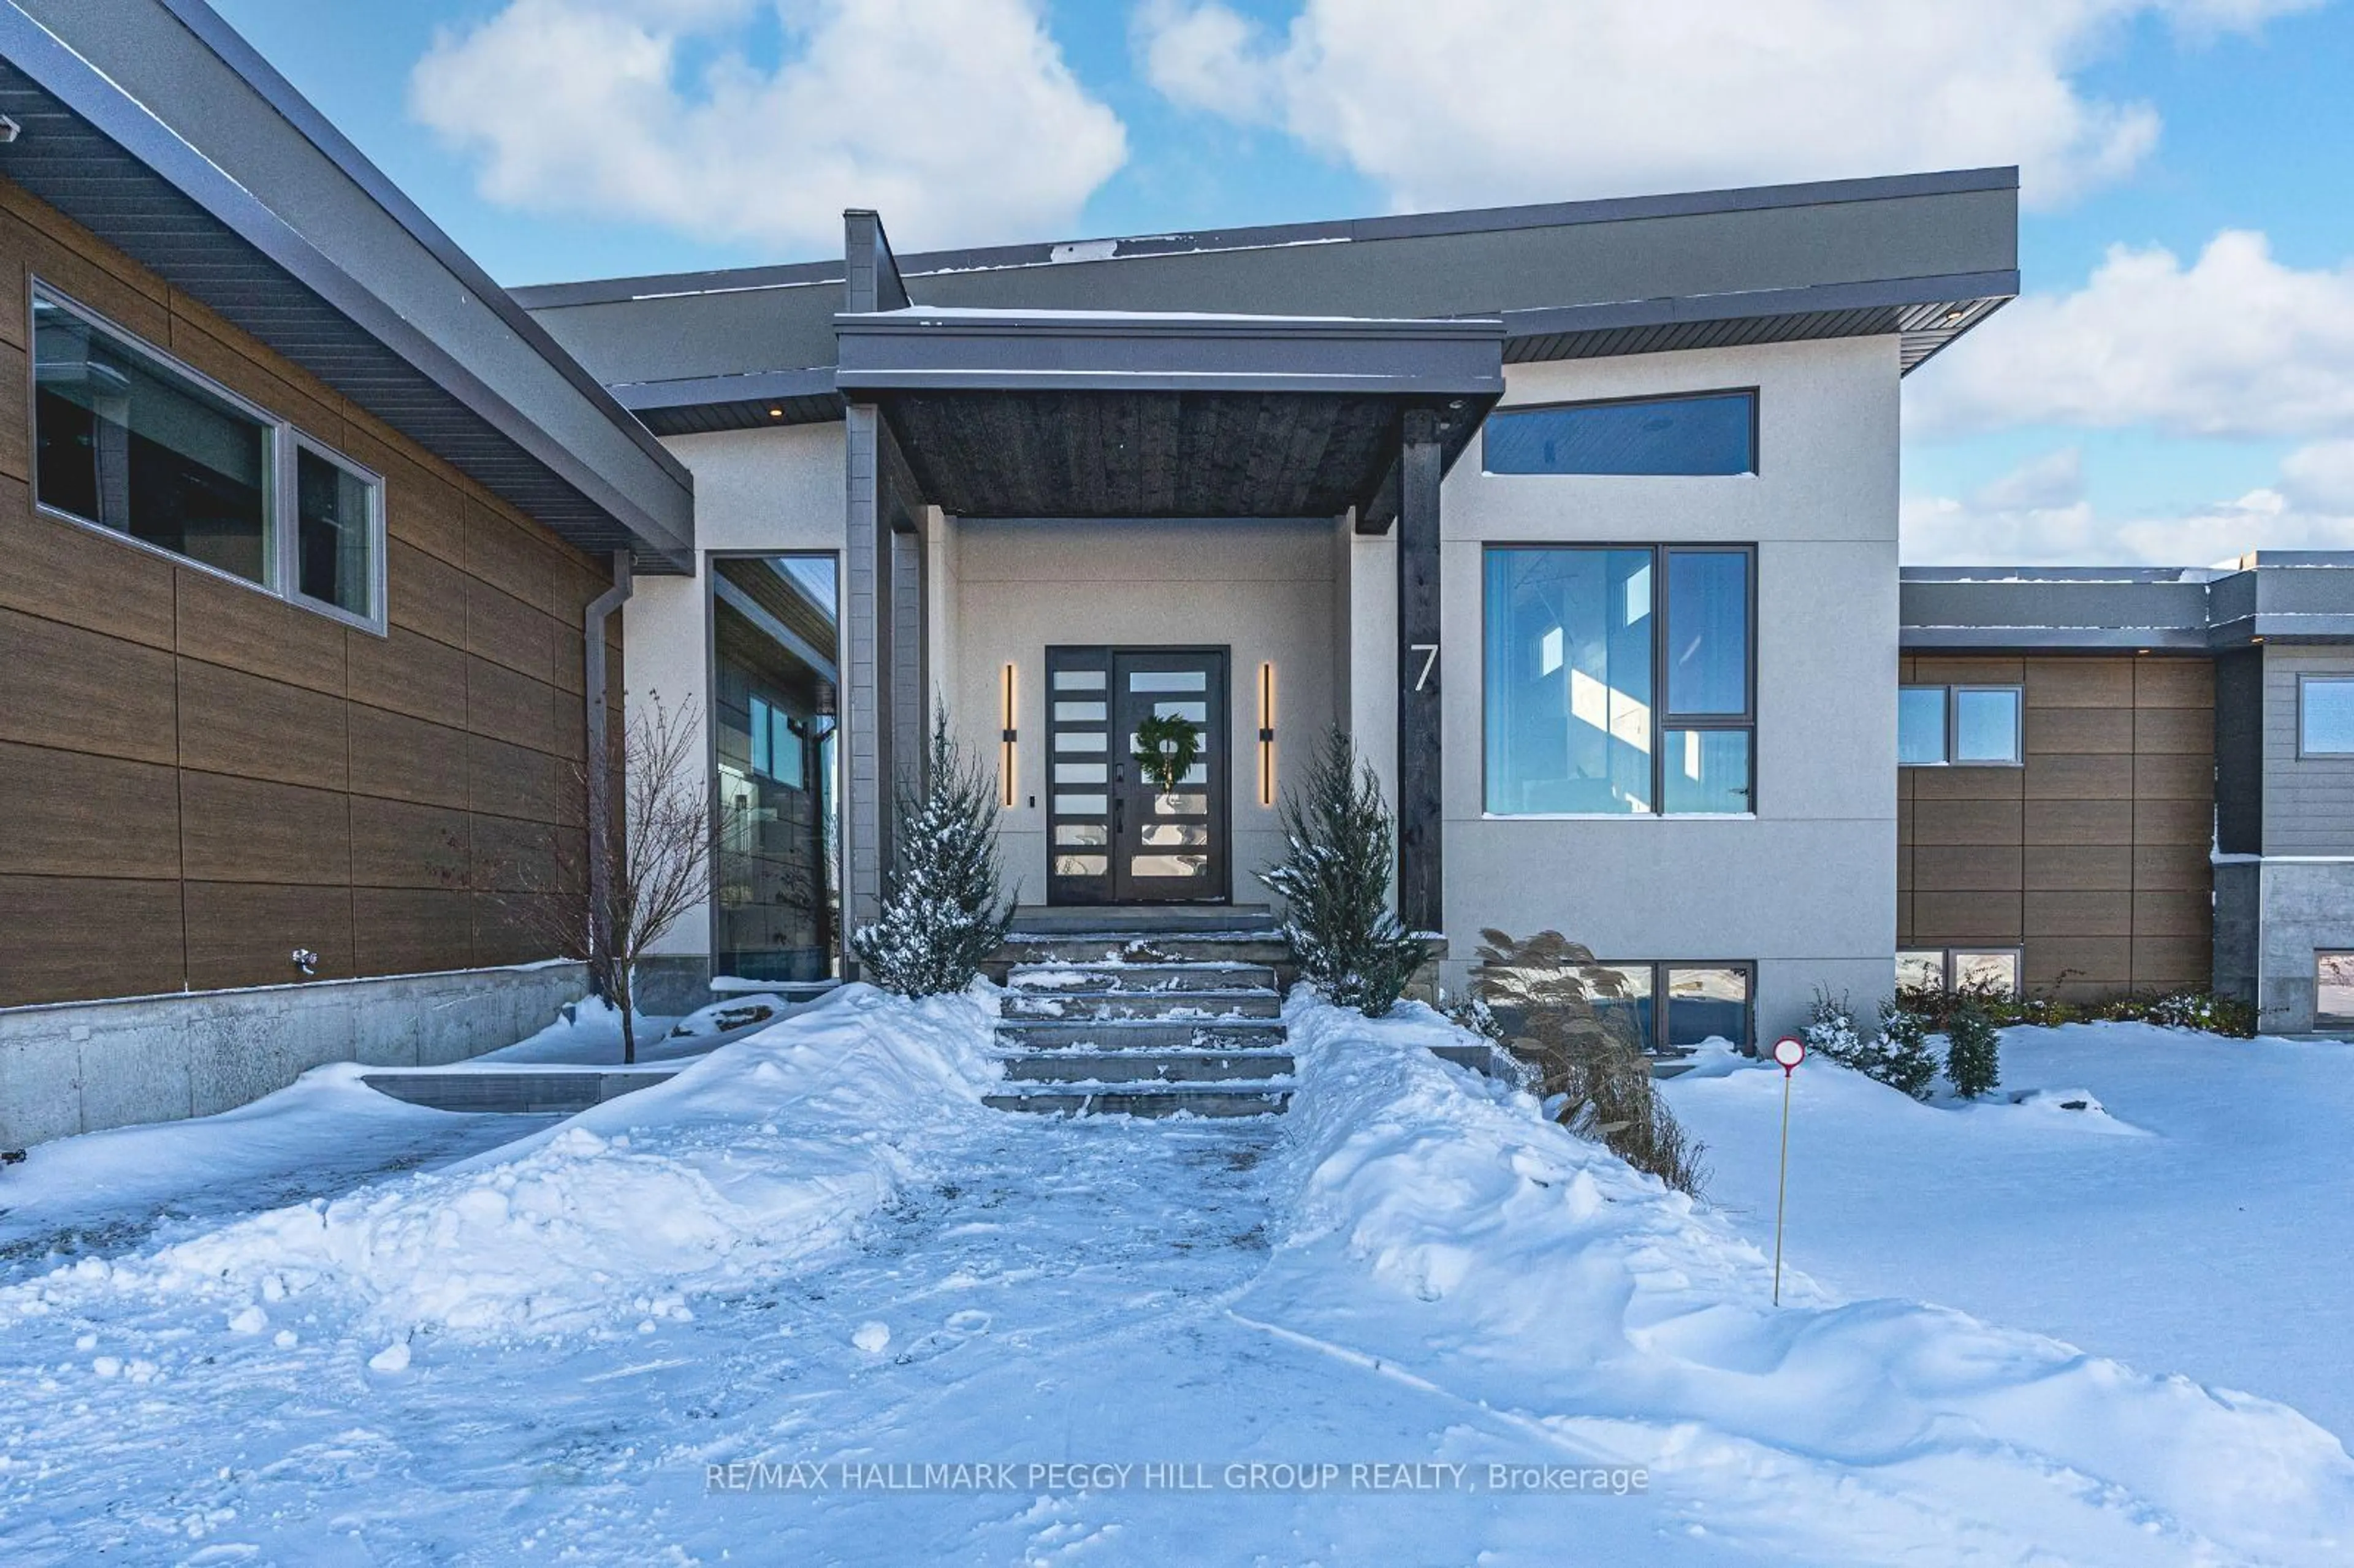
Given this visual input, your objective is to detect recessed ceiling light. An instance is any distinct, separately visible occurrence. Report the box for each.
[768,408,783,418]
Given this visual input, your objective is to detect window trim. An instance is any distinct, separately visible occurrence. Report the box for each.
[29,278,389,637]
[1481,386,1761,478]
[2296,673,2354,758]
[1482,541,1758,816]
[1900,682,2024,768]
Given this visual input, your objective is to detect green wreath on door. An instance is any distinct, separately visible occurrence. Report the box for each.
[1132,712,1203,794]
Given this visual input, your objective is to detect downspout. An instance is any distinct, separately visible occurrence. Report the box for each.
[584,550,633,999]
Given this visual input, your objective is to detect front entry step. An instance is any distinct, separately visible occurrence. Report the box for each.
[995,1049,1297,1085]
[988,943,1295,1118]
[983,1083,1293,1119]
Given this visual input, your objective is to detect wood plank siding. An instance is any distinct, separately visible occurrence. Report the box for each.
[0,177,622,1006]
[1899,653,2214,999]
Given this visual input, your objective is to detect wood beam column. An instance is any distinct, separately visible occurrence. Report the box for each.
[1396,408,1444,936]
[844,402,888,941]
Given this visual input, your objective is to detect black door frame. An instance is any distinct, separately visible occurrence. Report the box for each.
[1044,644,1232,906]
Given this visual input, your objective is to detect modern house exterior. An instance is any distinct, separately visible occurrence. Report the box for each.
[4,0,2353,1152]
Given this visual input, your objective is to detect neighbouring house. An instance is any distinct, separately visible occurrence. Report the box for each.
[4,2,2352,1153]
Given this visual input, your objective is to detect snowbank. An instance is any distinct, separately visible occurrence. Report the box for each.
[8,986,1000,1341]
[1244,998,2354,1566]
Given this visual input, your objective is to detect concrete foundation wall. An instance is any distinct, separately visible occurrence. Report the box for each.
[1434,337,1901,1046]
[0,962,590,1151]
[2245,860,2354,1032]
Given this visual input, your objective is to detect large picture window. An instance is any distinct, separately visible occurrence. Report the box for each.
[1570,960,1754,1053]
[1484,544,1754,815]
[32,283,384,630]
[2298,675,2354,756]
[1482,390,1757,476]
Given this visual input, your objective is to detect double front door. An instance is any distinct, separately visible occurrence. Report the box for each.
[1045,646,1230,904]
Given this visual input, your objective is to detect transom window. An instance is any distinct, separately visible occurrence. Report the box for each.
[1482,390,1757,477]
[2298,676,2354,756]
[1484,544,1754,815]
[1900,684,2022,767]
[31,283,384,631]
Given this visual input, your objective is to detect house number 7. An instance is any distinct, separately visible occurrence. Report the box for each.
[1409,644,1439,691]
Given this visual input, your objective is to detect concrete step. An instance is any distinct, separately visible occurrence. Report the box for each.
[362,1069,676,1114]
[983,1084,1293,1118]
[1007,961,1279,994]
[1001,989,1281,1021]
[995,1019,1289,1051]
[1008,904,1276,936]
[996,1049,1296,1085]
[994,935,1292,976]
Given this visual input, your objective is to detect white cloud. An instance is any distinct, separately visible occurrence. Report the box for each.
[1902,448,2354,566]
[1132,0,2319,212]
[411,0,1126,255]
[1909,230,2354,440]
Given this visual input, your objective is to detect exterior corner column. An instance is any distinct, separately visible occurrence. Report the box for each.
[844,402,888,942]
[1396,408,1444,935]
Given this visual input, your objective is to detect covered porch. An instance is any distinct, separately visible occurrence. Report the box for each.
[831,214,1501,940]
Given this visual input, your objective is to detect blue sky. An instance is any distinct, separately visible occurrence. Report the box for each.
[210,0,2354,565]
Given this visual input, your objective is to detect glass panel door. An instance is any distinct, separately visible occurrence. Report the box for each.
[1112,649,1227,902]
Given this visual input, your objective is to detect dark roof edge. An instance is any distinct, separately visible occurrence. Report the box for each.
[612,367,839,413]
[512,166,2022,310]
[153,0,693,497]
[1503,270,2019,340]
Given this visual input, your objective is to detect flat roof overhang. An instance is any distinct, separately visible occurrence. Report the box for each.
[0,0,695,570]
[1900,559,2354,652]
[836,309,1504,522]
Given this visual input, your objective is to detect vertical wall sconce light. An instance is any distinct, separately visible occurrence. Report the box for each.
[1257,661,1277,807]
[1000,662,1019,808]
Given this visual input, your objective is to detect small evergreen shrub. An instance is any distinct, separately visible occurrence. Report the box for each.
[1803,988,1867,1068]
[2096,989,2259,1037]
[1468,930,1708,1197]
[1257,728,1429,1018]
[1873,1000,1941,1102]
[1944,1003,2002,1099]
[851,711,1015,997]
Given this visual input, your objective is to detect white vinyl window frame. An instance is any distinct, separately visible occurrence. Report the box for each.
[29,279,389,636]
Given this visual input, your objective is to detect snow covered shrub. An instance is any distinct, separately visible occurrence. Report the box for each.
[1803,987,1867,1068]
[1257,727,1429,1017]
[2095,990,2258,1037]
[1944,1003,2002,1099]
[851,711,1015,997]
[1872,1002,1941,1102]
[1469,930,1708,1197]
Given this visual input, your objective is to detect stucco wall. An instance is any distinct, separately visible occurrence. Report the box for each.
[1433,337,1901,1043]
[951,518,1339,906]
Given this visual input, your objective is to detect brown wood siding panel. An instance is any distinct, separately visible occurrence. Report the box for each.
[2131,935,2214,989]
[183,882,356,991]
[2024,845,2134,891]
[2025,753,2135,799]
[467,579,557,685]
[2026,657,2135,708]
[2131,891,2212,938]
[352,887,475,975]
[468,812,557,892]
[0,873,184,1001]
[0,740,180,880]
[175,568,348,698]
[348,623,470,729]
[0,607,178,764]
[2132,799,2214,845]
[2024,799,2134,843]
[2026,706,2131,754]
[180,772,352,886]
[2025,890,2132,937]
[2134,753,2215,800]
[177,660,348,791]
[2132,706,2214,754]
[350,797,473,891]
[348,706,471,811]
[1910,799,2022,845]
[2025,937,2132,989]
[0,484,178,648]
[2132,844,2211,890]
[1913,767,2022,800]
[387,539,471,650]
[471,891,561,968]
[1911,890,2023,942]
[0,180,613,1008]
[2135,657,2214,707]
[1912,845,2022,890]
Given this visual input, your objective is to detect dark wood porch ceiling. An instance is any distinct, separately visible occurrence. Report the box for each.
[878,389,1485,520]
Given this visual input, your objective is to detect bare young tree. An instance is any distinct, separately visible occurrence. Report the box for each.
[514,692,715,1064]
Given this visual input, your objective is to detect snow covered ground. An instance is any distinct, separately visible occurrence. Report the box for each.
[1664,1021,2354,1444]
[1,991,2348,1564]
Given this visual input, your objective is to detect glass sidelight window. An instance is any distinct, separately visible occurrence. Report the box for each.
[1484,544,1754,815]
[32,283,384,630]
[712,554,841,983]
